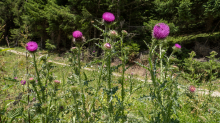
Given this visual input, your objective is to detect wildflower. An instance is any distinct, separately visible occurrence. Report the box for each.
[108,30,118,38]
[131,73,133,76]
[21,80,26,85]
[153,23,170,39]
[172,44,181,52]
[104,43,111,50]
[26,41,38,52]
[54,80,61,84]
[70,47,78,53]
[33,97,36,101]
[174,44,181,49]
[189,85,196,93]
[102,12,115,23]
[121,30,128,36]
[14,77,18,80]
[29,77,35,84]
[93,50,95,53]
[72,30,84,43]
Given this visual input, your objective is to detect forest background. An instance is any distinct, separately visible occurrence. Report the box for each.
[0,0,220,59]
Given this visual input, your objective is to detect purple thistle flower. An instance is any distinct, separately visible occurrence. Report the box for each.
[153,23,170,39]
[175,44,181,49]
[172,43,181,52]
[131,73,133,76]
[93,50,95,53]
[21,80,26,85]
[14,77,18,80]
[72,31,85,43]
[102,12,115,23]
[104,43,111,50]
[72,30,83,39]
[26,41,38,52]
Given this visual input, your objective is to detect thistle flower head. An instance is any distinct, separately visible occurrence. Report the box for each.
[122,30,128,36]
[104,43,111,50]
[175,44,181,49]
[21,80,26,85]
[153,23,170,39]
[108,30,118,38]
[72,31,85,43]
[172,43,181,52]
[70,47,78,52]
[54,80,61,84]
[29,77,35,84]
[72,30,83,39]
[14,77,18,80]
[26,41,38,52]
[102,12,115,23]
[189,85,196,93]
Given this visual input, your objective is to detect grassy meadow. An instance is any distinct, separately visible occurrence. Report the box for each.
[0,46,220,123]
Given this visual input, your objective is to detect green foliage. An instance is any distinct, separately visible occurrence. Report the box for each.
[123,41,140,60]
[182,51,220,83]
[45,39,56,51]
[166,31,220,44]
[203,0,220,17]
[177,0,193,23]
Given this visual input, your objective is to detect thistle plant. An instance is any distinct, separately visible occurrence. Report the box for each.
[71,30,88,120]
[137,23,180,122]
[26,41,45,104]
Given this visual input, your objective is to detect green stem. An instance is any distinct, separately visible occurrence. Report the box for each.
[120,36,125,120]
[33,53,45,102]
[107,52,113,114]
[73,93,80,122]
[77,47,87,120]
[159,43,163,84]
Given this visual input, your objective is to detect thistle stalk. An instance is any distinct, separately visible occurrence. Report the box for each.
[77,46,87,120]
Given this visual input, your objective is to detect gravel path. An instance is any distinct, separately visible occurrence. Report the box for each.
[1,47,220,97]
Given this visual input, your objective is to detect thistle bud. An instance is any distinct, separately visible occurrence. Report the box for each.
[54,80,61,86]
[189,85,196,93]
[104,43,111,50]
[172,44,181,52]
[108,30,118,38]
[121,30,128,36]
